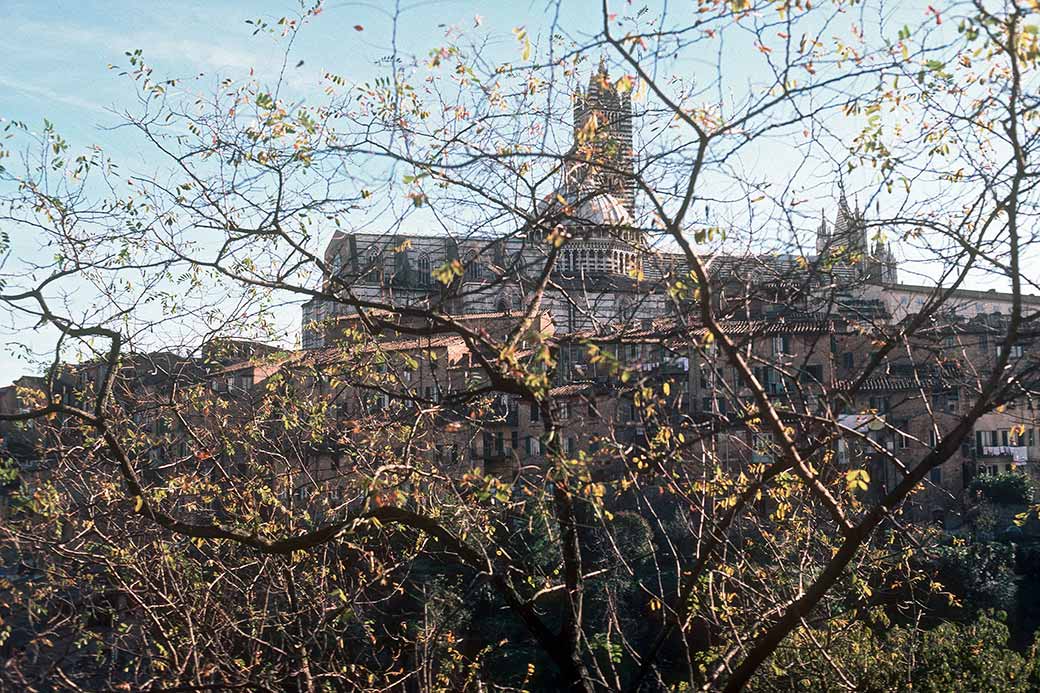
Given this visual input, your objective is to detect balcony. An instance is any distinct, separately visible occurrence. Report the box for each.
[979,446,1028,462]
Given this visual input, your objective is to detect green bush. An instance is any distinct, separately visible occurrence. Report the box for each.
[930,541,1017,613]
[970,472,1034,506]
[754,611,1037,692]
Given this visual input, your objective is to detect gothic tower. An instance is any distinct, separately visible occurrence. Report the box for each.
[815,193,898,285]
[570,58,636,215]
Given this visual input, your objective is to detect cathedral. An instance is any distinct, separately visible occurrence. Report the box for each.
[300,63,1023,348]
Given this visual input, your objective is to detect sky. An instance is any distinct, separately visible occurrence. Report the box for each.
[0,0,1016,384]
[0,0,564,164]
[1,0,588,382]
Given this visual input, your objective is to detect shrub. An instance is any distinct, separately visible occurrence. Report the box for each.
[970,472,1034,506]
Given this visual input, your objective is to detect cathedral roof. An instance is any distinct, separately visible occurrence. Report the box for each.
[535,186,633,228]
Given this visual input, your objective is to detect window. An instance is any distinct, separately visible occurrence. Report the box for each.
[800,364,824,384]
[464,252,483,280]
[990,430,999,446]
[929,467,943,484]
[368,252,382,279]
[753,432,775,462]
[416,254,432,286]
[566,438,577,456]
[759,366,784,395]
[843,352,855,369]
[996,344,1025,359]
[511,431,519,450]
[530,402,540,423]
[975,431,984,453]
[869,396,890,414]
[1001,430,1010,447]
[931,390,956,413]
[772,335,791,356]
[1029,428,1036,446]
[898,423,911,449]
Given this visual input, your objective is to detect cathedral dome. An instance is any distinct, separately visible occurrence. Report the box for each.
[535,187,633,229]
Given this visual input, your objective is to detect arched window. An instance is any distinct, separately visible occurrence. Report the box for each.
[367,252,382,281]
[464,250,483,281]
[417,254,432,286]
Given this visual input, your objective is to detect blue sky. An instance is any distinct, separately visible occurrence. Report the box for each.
[0,1,1004,384]
[0,1,573,160]
[1,0,592,381]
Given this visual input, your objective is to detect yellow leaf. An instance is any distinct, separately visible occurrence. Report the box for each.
[134,495,144,512]
[633,78,648,102]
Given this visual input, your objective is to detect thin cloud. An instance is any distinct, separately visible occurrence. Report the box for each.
[10,18,310,88]
[0,75,109,115]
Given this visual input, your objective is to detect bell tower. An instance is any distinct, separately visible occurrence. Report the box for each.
[571,58,636,215]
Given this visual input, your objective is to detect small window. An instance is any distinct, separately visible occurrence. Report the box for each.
[843,352,855,369]
[929,467,942,484]
[869,396,890,414]
[800,364,824,384]
[417,254,432,286]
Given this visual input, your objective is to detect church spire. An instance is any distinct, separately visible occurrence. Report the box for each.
[571,57,635,214]
[816,209,830,256]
